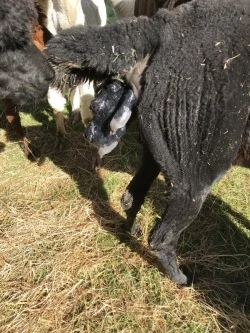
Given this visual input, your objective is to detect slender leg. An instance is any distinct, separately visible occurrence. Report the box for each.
[4,99,25,138]
[3,99,34,159]
[148,184,209,284]
[70,83,94,126]
[53,110,66,149]
[70,86,81,125]
[121,145,161,234]
[47,87,67,149]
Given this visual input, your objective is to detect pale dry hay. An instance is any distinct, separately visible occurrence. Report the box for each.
[0,121,250,332]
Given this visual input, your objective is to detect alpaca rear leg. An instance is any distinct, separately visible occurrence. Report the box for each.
[121,145,160,235]
[148,186,209,284]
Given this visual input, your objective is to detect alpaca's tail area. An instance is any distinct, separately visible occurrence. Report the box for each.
[45,16,159,93]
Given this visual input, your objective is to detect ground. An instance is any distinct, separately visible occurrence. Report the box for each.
[0,102,249,332]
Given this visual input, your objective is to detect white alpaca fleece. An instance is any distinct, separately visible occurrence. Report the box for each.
[41,0,107,34]
[109,0,135,19]
[38,0,107,137]
[47,87,66,112]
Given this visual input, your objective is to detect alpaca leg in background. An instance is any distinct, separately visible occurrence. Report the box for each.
[3,99,34,159]
[79,82,95,126]
[73,0,106,126]
[77,82,103,169]
[1,9,54,160]
[40,0,107,145]
[47,87,67,149]
[49,82,95,149]
[70,82,94,126]
[121,145,161,235]
[69,87,81,125]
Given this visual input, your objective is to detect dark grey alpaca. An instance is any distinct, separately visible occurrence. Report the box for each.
[0,0,54,105]
[46,0,250,284]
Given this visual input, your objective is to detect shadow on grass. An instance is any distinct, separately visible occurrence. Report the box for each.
[180,195,250,330]
[2,114,250,332]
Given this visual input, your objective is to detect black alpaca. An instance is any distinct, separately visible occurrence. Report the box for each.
[0,0,54,105]
[46,0,250,284]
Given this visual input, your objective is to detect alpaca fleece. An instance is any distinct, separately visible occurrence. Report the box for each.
[0,0,54,105]
[36,0,107,147]
[46,0,250,284]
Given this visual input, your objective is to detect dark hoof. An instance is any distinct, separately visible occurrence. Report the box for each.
[0,142,6,153]
[123,217,142,237]
[153,250,188,285]
[70,110,81,125]
[162,264,188,285]
[54,135,65,151]
[179,264,197,286]
[171,272,188,285]
[19,140,38,162]
[121,189,133,211]
[92,154,103,170]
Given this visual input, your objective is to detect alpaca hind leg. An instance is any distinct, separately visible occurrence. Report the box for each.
[148,185,209,284]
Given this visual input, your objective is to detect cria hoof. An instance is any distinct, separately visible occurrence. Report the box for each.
[123,217,141,237]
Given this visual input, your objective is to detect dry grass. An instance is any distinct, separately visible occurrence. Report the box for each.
[1,5,249,332]
[0,102,249,333]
